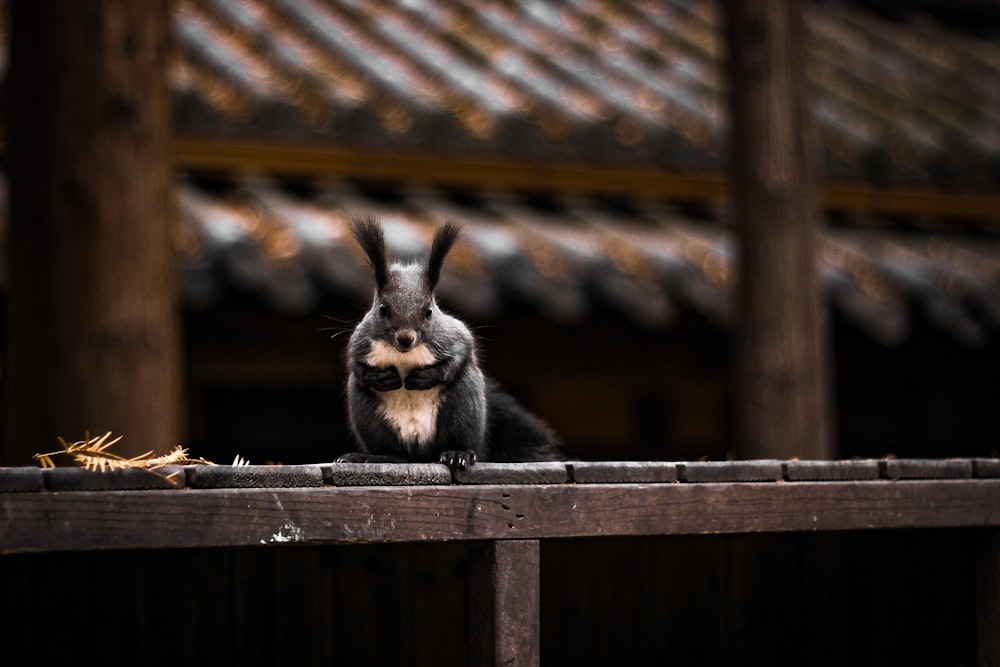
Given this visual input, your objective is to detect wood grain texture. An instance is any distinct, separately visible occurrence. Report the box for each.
[4,0,180,463]
[979,529,1000,666]
[452,462,569,485]
[3,480,999,553]
[726,0,833,460]
[568,461,678,483]
[324,462,453,486]
[471,540,540,667]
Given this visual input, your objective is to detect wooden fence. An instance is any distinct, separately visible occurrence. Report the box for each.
[2,459,999,665]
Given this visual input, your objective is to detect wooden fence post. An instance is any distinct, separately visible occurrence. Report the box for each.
[725,0,834,460]
[471,540,541,667]
[3,0,181,463]
[980,529,1000,666]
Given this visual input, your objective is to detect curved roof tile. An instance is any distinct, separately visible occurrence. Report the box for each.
[4,0,1000,345]
[167,177,1000,345]
[4,0,996,180]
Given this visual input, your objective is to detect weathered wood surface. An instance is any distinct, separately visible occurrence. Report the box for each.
[5,0,181,462]
[726,0,833,460]
[471,540,541,667]
[980,528,1000,666]
[5,458,997,494]
[3,478,999,554]
[454,462,568,485]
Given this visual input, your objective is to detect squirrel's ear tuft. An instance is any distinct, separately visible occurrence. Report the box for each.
[350,215,388,291]
[426,221,461,291]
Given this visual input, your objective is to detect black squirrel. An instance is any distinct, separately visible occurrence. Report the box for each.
[336,216,561,468]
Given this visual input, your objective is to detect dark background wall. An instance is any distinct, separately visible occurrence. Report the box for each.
[0,530,976,666]
[184,298,1000,467]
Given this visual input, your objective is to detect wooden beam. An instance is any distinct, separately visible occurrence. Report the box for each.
[3,480,999,553]
[980,529,1000,666]
[173,138,1000,222]
[821,183,1000,221]
[4,0,181,464]
[471,540,541,667]
[725,0,833,460]
[174,138,727,201]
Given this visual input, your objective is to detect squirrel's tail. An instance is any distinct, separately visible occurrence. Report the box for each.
[484,379,564,463]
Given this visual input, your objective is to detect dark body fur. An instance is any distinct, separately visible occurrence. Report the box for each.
[483,379,562,463]
[337,217,561,467]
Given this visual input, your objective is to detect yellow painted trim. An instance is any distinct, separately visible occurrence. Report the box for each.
[175,138,1000,221]
[820,184,1000,221]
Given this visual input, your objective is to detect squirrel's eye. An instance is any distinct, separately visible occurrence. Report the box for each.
[425,307,433,319]
[378,303,389,317]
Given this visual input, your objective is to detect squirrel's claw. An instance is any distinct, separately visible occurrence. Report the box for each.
[439,449,477,470]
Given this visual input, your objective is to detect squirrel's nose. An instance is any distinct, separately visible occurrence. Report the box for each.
[395,330,415,350]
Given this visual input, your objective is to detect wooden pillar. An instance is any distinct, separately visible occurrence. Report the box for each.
[980,529,1000,666]
[471,540,541,667]
[3,0,182,462]
[724,0,834,459]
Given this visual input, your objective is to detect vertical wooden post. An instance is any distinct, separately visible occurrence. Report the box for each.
[724,0,834,459]
[980,529,1000,666]
[3,0,181,462]
[471,540,541,667]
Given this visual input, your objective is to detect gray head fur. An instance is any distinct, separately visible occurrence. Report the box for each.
[350,217,463,353]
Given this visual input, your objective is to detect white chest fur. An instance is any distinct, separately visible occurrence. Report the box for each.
[366,340,441,448]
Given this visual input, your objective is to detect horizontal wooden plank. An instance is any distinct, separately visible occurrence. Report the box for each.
[0,467,43,493]
[2,480,998,554]
[452,462,570,485]
[45,466,186,491]
[5,459,998,493]
[569,461,678,484]
[678,460,784,482]
[187,464,324,488]
[881,458,973,480]
[174,139,1000,222]
[784,459,881,481]
[975,459,1000,478]
[324,462,452,486]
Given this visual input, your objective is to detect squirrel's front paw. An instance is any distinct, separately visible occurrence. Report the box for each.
[439,449,477,469]
[367,366,403,392]
[403,367,440,390]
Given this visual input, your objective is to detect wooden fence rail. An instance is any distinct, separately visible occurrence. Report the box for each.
[2,458,999,666]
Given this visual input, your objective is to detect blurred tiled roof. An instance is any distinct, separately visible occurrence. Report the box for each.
[166,0,1000,345]
[170,0,1000,186]
[7,0,1000,345]
[175,175,1000,346]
